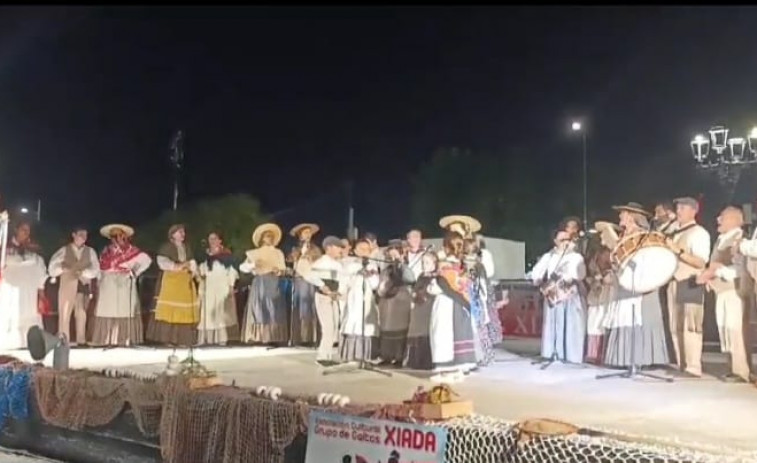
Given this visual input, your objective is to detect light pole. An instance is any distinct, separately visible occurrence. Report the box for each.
[690,124,757,200]
[571,121,588,229]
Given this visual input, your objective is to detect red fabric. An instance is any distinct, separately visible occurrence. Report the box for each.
[37,292,52,316]
[696,193,704,222]
[100,243,144,272]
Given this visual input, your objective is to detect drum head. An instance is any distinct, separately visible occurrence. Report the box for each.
[616,247,677,293]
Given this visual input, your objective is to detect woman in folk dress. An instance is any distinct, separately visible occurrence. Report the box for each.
[240,223,288,344]
[429,231,477,383]
[147,224,200,346]
[376,239,416,366]
[91,224,152,347]
[339,239,380,362]
[0,221,48,350]
[288,223,322,345]
[197,231,239,345]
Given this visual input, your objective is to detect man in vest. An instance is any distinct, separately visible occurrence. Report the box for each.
[697,206,749,382]
[665,197,711,378]
[735,217,757,383]
[48,226,100,345]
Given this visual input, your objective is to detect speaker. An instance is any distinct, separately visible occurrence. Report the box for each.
[27,326,69,370]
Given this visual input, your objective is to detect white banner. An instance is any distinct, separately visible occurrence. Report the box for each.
[305,410,447,463]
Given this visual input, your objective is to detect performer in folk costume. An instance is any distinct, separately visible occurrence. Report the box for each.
[530,229,586,364]
[652,200,677,233]
[602,203,669,368]
[339,239,380,362]
[583,232,615,364]
[91,224,152,347]
[197,231,239,346]
[404,251,438,370]
[288,223,322,345]
[735,218,757,382]
[376,239,416,366]
[665,197,711,378]
[240,223,287,344]
[303,236,348,366]
[0,221,48,350]
[698,207,750,382]
[48,226,99,346]
[429,231,478,383]
[148,224,200,346]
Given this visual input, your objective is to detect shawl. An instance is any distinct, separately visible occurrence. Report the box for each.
[158,241,194,263]
[202,247,235,270]
[100,243,143,271]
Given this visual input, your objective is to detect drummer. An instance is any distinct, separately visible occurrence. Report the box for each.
[601,202,670,368]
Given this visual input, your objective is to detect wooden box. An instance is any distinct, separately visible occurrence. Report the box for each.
[187,376,223,390]
[402,400,473,420]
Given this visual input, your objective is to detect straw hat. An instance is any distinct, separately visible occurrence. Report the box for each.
[438,215,482,234]
[252,223,282,247]
[289,223,320,238]
[611,202,651,217]
[100,224,134,238]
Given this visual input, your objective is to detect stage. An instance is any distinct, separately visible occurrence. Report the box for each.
[5,338,757,459]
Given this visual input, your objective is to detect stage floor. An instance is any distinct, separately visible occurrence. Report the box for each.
[4,338,757,458]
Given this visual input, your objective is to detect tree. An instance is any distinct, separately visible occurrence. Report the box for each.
[136,194,268,259]
[410,146,554,263]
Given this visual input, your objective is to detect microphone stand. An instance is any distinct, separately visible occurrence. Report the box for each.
[596,229,673,383]
[323,256,392,377]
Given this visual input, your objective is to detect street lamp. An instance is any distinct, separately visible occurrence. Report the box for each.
[691,125,757,200]
[571,120,588,229]
[19,200,41,222]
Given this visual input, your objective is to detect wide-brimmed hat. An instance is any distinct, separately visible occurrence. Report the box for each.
[100,224,134,238]
[611,202,651,217]
[252,223,282,247]
[289,223,320,238]
[438,215,482,234]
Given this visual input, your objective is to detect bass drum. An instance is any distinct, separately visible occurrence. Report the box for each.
[611,231,677,293]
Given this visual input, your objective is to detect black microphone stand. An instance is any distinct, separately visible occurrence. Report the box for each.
[596,229,673,383]
[323,256,392,377]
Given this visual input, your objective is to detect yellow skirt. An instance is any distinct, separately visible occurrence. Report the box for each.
[154,271,199,324]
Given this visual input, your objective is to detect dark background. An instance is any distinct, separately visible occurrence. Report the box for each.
[1,6,756,249]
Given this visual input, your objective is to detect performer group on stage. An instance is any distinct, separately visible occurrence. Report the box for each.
[533,197,755,383]
[0,196,753,384]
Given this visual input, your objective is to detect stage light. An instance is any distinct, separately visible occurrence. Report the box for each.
[20,207,28,214]
[27,326,69,370]
[571,121,582,131]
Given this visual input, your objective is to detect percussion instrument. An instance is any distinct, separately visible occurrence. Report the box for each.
[611,231,677,293]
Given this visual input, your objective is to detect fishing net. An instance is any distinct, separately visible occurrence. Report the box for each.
[159,379,310,463]
[33,368,163,437]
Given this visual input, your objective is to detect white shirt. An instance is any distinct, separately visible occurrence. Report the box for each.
[674,221,711,262]
[738,227,757,258]
[303,254,348,293]
[713,227,742,282]
[530,248,585,285]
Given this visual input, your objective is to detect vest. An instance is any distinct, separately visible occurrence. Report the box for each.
[708,230,742,294]
[672,224,708,281]
[60,244,94,293]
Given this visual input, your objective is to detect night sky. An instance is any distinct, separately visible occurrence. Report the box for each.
[2,6,757,239]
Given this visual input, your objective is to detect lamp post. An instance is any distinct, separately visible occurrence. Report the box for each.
[691,125,757,199]
[571,121,588,229]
